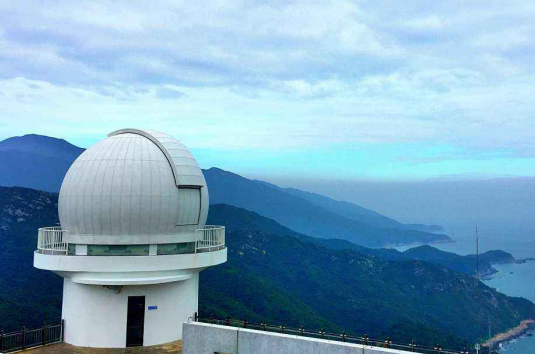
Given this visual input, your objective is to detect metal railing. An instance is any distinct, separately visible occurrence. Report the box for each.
[196,225,225,253]
[37,227,68,255]
[36,225,225,256]
[0,321,63,353]
[195,316,473,354]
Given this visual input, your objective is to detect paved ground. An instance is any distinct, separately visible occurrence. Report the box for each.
[22,341,182,354]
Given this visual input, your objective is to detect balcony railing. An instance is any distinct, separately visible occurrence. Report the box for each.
[37,227,68,255]
[195,316,473,354]
[196,225,226,253]
[36,225,225,255]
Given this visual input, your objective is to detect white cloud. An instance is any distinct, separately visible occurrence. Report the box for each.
[0,0,534,159]
[472,26,534,52]
[403,16,444,31]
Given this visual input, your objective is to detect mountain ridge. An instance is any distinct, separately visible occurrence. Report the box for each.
[0,134,84,161]
[0,134,84,192]
[204,167,450,247]
[0,134,450,247]
[264,182,443,233]
[207,204,515,277]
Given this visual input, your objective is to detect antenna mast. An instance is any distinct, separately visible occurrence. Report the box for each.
[488,316,492,354]
[476,226,479,283]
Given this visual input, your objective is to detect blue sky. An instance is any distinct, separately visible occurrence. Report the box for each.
[1,0,535,181]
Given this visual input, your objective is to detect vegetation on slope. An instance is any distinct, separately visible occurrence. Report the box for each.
[0,187,62,331]
[202,205,535,348]
[1,188,533,351]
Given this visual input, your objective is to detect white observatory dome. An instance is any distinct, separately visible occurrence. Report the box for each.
[58,129,209,244]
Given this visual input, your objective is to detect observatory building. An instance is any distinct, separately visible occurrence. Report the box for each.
[34,129,226,348]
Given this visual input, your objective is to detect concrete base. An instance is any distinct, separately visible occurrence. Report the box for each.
[62,274,199,348]
[183,322,413,354]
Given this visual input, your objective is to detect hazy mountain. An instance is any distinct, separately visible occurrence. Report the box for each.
[204,167,450,247]
[261,183,443,233]
[476,250,517,265]
[207,204,516,278]
[0,134,84,161]
[0,134,84,192]
[0,134,449,247]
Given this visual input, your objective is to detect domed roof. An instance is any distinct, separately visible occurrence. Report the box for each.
[58,129,209,245]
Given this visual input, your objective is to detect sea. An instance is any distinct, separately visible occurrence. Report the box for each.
[485,262,535,353]
[396,224,535,353]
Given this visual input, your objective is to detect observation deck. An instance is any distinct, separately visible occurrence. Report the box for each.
[34,226,227,285]
[36,226,225,255]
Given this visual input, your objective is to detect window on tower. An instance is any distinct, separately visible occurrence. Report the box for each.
[176,187,201,226]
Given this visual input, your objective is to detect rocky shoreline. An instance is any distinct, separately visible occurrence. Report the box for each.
[483,319,535,349]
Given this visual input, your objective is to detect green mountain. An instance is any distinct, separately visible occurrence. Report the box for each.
[204,204,535,346]
[403,246,499,277]
[0,187,63,331]
[1,187,533,351]
[201,206,535,349]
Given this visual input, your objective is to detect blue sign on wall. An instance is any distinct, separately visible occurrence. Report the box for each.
[148,305,158,310]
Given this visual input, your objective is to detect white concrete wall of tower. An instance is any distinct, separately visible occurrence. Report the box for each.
[34,249,226,347]
[63,276,199,348]
[183,322,423,354]
[34,248,227,285]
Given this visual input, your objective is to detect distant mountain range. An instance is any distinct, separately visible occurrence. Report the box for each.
[0,134,84,192]
[207,204,519,278]
[0,134,450,248]
[256,181,443,233]
[204,167,450,247]
[1,186,533,349]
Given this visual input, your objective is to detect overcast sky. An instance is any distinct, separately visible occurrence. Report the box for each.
[1,0,535,180]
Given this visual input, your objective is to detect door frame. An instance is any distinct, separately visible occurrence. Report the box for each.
[126,296,146,347]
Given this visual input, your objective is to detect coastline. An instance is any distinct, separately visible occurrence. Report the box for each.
[483,319,535,349]
[482,258,535,281]
[384,237,455,249]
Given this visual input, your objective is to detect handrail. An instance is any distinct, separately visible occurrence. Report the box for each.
[196,225,225,253]
[37,227,68,255]
[37,226,225,255]
[0,321,63,353]
[196,316,473,354]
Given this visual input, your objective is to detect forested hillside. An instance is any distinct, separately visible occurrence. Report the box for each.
[202,206,535,348]
[1,187,533,350]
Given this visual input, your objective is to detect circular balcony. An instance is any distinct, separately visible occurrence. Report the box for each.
[34,226,227,285]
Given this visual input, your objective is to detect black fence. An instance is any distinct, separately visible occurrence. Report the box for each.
[0,321,63,353]
[196,315,475,354]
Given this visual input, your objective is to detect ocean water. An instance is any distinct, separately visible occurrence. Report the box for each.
[399,224,535,259]
[483,262,535,353]
[395,225,535,352]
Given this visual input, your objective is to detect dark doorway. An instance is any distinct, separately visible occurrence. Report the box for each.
[126,296,145,347]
